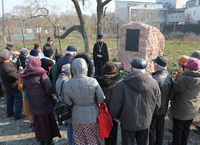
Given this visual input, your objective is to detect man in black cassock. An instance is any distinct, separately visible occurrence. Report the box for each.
[93,35,109,76]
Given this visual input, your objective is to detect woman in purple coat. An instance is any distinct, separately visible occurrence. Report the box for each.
[20,57,61,145]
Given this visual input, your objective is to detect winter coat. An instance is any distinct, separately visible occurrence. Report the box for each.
[110,72,161,131]
[57,54,74,74]
[171,70,200,120]
[63,58,105,124]
[96,74,121,110]
[0,61,19,90]
[20,67,54,115]
[56,73,70,100]
[43,43,58,58]
[152,70,173,115]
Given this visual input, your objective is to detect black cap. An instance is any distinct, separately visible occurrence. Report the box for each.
[47,37,53,41]
[131,58,147,69]
[152,56,168,67]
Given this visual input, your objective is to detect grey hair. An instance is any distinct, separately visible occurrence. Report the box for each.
[132,68,146,73]
[66,51,74,55]
[156,63,167,71]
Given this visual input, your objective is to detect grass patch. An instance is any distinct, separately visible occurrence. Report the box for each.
[0,37,198,72]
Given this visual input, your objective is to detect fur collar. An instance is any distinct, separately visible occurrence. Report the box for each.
[96,74,121,88]
[20,67,46,79]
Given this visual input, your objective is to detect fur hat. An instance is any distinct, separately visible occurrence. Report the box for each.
[103,61,118,74]
[187,57,200,71]
[0,49,10,62]
[178,55,190,65]
[61,64,71,76]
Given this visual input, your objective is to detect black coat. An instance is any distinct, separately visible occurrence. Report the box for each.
[57,54,74,74]
[96,74,121,110]
[43,43,58,58]
[152,70,173,115]
[93,41,109,76]
[0,62,19,90]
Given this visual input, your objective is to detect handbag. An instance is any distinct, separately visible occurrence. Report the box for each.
[97,102,113,138]
[54,80,72,123]
[54,101,72,121]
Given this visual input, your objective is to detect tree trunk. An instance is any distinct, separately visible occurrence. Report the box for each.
[54,0,89,53]
[96,0,112,37]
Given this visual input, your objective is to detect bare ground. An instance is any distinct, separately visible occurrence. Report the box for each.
[0,96,200,145]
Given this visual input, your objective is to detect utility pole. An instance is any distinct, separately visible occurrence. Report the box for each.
[2,0,6,42]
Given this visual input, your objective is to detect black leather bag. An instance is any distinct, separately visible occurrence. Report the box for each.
[54,101,72,121]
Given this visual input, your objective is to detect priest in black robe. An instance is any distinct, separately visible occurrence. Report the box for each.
[93,35,109,76]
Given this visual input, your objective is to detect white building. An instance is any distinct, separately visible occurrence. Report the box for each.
[166,9,185,24]
[184,6,200,23]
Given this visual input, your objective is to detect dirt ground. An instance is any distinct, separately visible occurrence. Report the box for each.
[0,95,200,145]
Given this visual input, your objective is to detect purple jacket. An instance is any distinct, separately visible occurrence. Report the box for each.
[21,67,54,115]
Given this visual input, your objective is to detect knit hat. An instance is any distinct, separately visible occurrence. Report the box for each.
[61,64,71,76]
[103,61,118,74]
[30,49,39,56]
[178,55,190,65]
[152,56,168,67]
[0,49,10,62]
[20,48,29,57]
[187,57,200,71]
[44,48,53,57]
[6,42,14,47]
[66,45,77,52]
[131,58,147,69]
[190,50,200,60]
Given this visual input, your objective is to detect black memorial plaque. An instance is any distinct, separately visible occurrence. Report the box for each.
[125,29,140,52]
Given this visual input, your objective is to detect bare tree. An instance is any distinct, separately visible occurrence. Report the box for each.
[54,0,89,52]
[96,0,112,36]
[24,0,89,52]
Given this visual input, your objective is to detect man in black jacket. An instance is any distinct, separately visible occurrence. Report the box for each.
[149,56,173,145]
[0,49,24,120]
[57,45,77,74]
[110,58,161,145]
[43,37,58,58]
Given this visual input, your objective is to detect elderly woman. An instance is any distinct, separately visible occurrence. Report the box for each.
[63,58,105,144]
[171,57,200,145]
[20,57,61,145]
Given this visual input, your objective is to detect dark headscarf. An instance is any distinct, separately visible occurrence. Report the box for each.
[73,53,94,77]
[27,56,41,69]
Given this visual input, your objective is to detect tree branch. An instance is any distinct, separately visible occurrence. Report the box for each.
[71,0,85,25]
[54,25,82,39]
[102,0,112,7]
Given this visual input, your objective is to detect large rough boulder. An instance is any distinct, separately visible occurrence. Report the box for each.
[118,22,165,73]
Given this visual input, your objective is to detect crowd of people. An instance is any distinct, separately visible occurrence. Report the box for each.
[0,35,199,145]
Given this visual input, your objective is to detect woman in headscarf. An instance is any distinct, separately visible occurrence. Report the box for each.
[63,58,105,144]
[20,57,61,145]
